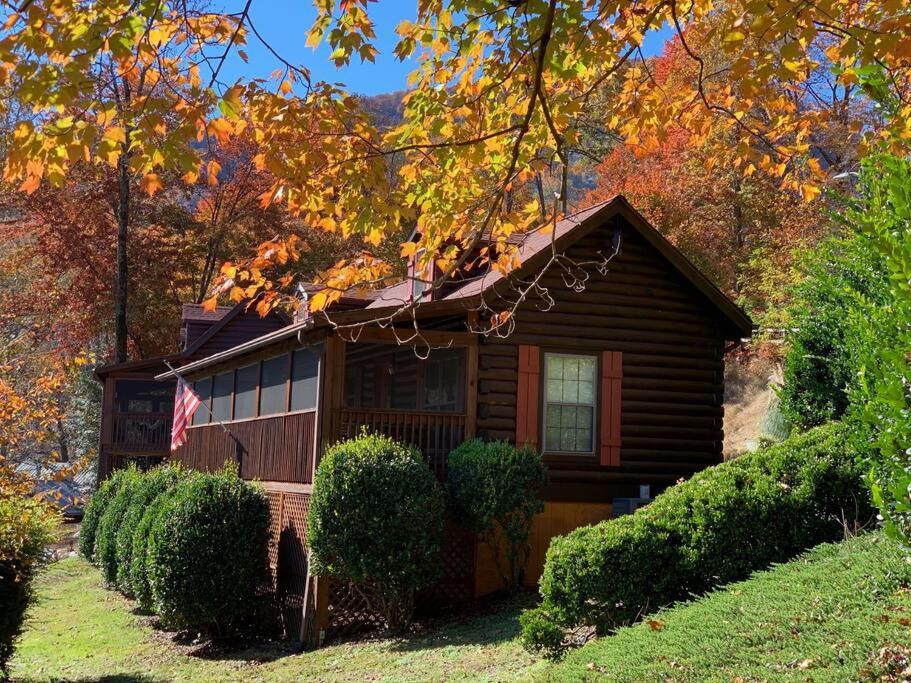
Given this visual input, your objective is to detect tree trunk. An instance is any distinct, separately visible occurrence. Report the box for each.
[113,136,131,363]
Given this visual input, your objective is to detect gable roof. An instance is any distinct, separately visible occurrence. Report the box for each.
[368,196,752,337]
[95,301,290,381]
[158,197,753,379]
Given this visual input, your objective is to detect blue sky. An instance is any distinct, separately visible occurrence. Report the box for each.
[218,4,674,96]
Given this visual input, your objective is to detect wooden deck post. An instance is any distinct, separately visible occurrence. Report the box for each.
[465,337,479,440]
[318,335,346,458]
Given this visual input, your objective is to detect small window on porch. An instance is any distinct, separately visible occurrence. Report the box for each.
[543,353,597,454]
[211,371,233,422]
[343,343,465,413]
[233,363,259,420]
[114,379,174,414]
[192,377,212,425]
[259,354,289,416]
[290,346,320,411]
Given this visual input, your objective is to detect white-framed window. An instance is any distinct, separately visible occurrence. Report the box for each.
[543,352,597,454]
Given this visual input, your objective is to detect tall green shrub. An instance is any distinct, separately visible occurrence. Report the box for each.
[447,439,546,591]
[521,423,872,656]
[129,485,181,611]
[0,495,56,677]
[778,228,889,430]
[78,466,130,561]
[308,433,445,634]
[94,465,142,584]
[114,464,184,594]
[843,155,911,544]
[147,469,271,637]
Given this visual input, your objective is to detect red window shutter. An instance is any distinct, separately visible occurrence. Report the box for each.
[600,351,623,466]
[516,345,541,450]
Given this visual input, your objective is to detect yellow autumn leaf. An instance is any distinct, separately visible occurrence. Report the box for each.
[140,173,163,196]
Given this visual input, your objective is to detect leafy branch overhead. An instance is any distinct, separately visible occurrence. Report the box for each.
[2,0,909,318]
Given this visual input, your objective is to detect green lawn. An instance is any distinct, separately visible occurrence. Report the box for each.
[12,533,911,682]
[11,558,542,682]
[547,533,911,682]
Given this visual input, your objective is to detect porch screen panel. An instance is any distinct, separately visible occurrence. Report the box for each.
[233,363,259,419]
[290,347,320,411]
[423,347,465,412]
[260,354,289,415]
[211,371,233,422]
[390,346,418,410]
[192,377,212,425]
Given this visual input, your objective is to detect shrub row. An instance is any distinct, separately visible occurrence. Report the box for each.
[0,494,56,677]
[521,422,873,656]
[78,463,271,638]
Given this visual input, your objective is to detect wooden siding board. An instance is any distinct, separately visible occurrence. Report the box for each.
[172,411,317,483]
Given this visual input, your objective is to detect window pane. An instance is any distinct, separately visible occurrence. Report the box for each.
[545,429,560,451]
[233,363,259,420]
[259,354,289,415]
[290,347,320,411]
[192,377,212,425]
[211,371,233,422]
[578,379,594,404]
[547,355,564,379]
[579,357,596,379]
[546,378,562,401]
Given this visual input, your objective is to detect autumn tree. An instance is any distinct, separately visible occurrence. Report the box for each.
[0,0,909,328]
[584,33,878,327]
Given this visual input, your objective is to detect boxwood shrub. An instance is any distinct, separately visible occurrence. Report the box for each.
[146,469,271,637]
[78,466,131,561]
[522,423,873,656]
[447,439,546,591]
[0,495,56,677]
[94,465,143,584]
[308,432,445,634]
[114,463,185,594]
[129,483,182,611]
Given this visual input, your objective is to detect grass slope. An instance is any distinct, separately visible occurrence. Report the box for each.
[12,533,911,682]
[545,532,911,682]
[12,558,540,682]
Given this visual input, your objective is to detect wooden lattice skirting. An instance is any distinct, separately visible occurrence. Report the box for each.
[267,489,478,646]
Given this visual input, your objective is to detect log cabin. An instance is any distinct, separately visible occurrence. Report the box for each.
[143,196,753,644]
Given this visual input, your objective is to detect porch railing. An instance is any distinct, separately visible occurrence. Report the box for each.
[334,408,466,479]
[111,411,172,453]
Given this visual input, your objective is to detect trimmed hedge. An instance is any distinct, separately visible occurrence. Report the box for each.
[447,439,546,591]
[129,481,186,610]
[114,464,184,594]
[94,466,143,584]
[0,495,56,677]
[308,432,445,634]
[78,466,130,561]
[147,469,271,636]
[522,423,873,655]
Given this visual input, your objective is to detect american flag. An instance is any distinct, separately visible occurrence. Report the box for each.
[170,377,202,451]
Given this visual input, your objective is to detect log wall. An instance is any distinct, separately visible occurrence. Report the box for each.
[477,215,727,503]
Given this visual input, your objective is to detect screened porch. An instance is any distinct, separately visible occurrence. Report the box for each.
[331,336,478,479]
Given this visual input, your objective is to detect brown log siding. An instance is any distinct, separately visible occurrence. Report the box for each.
[477,217,726,502]
[172,411,317,483]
